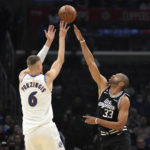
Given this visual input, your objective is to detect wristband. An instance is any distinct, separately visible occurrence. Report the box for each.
[95,118,98,124]
[80,40,85,43]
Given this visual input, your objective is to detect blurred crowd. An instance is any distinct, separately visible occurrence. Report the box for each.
[0,114,24,150]
[83,0,150,9]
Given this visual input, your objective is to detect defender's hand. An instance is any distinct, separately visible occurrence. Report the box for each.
[73,24,84,41]
[44,25,56,42]
[59,21,70,38]
[83,116,97,125]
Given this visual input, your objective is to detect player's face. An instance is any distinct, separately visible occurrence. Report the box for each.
[109,73,123,85]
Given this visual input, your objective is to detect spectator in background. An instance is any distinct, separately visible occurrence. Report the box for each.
[0,141,9,150]
[134,116,150,140]
[13,124,22,135]
[128,108,140,130]
[14,134,24,150]
[133,94,148,115]
[136,137,150,150]
[3,115,12,132]
[128,108,140,146]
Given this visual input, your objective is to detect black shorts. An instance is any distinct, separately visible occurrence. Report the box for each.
[98,132,131,150]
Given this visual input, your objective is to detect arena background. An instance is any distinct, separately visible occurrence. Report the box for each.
[0,0,150,150]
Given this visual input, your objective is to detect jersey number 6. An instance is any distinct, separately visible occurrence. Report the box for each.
[28,91,38,107]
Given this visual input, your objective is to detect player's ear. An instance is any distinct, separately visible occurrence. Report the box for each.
[119,81,125,88]
[36,63,40,70]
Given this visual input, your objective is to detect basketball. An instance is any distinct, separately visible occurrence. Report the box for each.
[58,5,77,23]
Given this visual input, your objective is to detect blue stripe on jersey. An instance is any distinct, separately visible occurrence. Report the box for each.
[44,75,46,83]
[21,74,27,82]
[29,73,41,77]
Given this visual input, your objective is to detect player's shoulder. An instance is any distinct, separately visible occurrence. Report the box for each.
[122,92,130,102]
[120,95,130,108]
[20,74,27,83]
[122,95,130,102]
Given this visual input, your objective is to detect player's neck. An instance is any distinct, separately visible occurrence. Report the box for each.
[109,86,122,96]
[30,70,41,76]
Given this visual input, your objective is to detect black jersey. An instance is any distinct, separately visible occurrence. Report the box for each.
[96,87,130,136]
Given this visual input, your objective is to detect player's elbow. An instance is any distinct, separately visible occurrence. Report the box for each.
[57,58,64,64]
[60,59,64,64]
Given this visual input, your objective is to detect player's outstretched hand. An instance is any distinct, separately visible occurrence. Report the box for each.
[83,115,97,125]
[73,24,84,42]
[44,25,56,42]
[59,21,70,39]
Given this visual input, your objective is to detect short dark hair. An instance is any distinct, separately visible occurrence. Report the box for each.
[27,55,40,67]
[120,73,129,89]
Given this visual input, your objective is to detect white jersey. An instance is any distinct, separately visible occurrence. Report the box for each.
[19,73,53,135]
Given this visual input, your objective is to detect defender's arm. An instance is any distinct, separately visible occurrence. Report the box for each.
[74,25,107,95]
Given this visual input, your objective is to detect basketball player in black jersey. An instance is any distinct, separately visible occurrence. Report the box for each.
[74,25,131,150]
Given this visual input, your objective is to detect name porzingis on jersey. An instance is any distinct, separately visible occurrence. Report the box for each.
[98,99,115,110]
[21,82,46,93]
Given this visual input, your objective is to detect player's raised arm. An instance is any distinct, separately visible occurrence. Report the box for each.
[18,25,56,82]
[74,25,107,96]
[37,25,56,63]
[46,21,69,83]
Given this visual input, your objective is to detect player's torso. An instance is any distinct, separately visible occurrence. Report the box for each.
[19,74,53,134]
[97,87,128,135]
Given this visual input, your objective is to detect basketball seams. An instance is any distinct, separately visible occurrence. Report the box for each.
[58,5,77,23]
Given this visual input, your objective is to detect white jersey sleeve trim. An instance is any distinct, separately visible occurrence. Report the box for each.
[21,74,27,82]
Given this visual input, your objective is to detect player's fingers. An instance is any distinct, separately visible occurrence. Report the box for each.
[53,27,55,32]
[73,24,78,30]
[66,26,70,31]
[60,21,63,28]
[49,25,52,31]
[62,21,65,28]
[85,120,87,123]
[73,25,76,31]
[51,25,55,31]
[54,29,56,33]
[51,25,54,31]
[73,24,76,29]
[44,30,47,35]
[64,22,67,28]
[85,119,90,124]
[73,25,79,34]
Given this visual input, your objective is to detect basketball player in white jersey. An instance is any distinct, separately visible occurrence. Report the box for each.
[19,21,69,150]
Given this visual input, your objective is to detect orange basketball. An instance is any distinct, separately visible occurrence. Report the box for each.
[58,5,77,23]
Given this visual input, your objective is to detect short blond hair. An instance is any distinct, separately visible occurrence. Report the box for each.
[27,55,40,67]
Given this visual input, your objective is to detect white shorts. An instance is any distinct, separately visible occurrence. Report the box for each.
[25,122,65,150]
